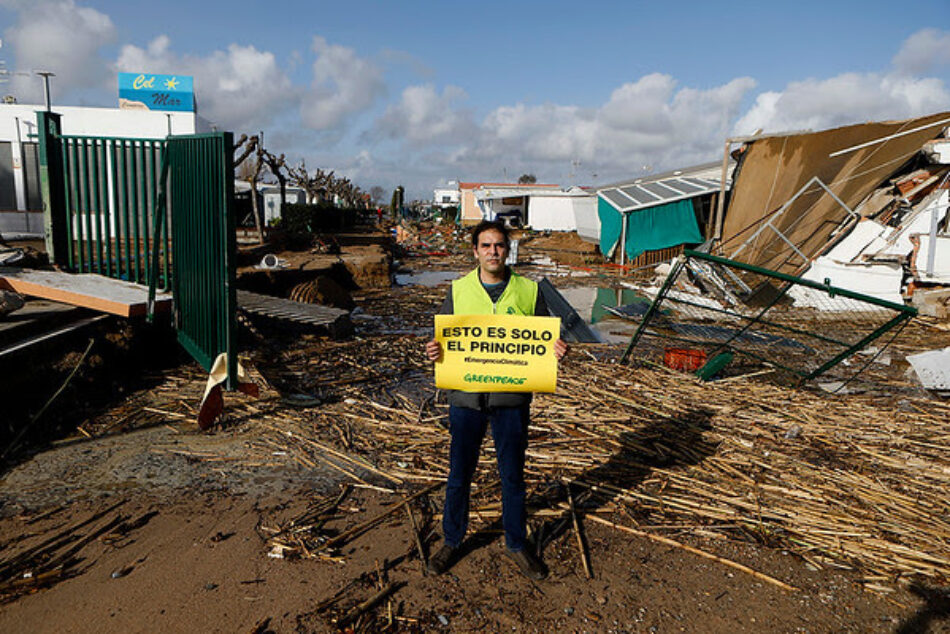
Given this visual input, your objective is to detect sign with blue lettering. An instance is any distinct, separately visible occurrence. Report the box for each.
[118,72,194,112]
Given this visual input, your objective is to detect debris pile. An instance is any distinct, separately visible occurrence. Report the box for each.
[613,118,950,389]
[102,330,949,597]
[617,249,918,387]
[795,167,949,315]
[393,220,468,257]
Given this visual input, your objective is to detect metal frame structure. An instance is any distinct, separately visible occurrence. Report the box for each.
[725,176,859,272]
[37,111,171,289]
[621,250,916,384]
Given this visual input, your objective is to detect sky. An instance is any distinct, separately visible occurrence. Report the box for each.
[1,0,949,200]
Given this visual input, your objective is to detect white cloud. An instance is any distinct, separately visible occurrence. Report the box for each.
[371,84,474,144]
[117,36,296,131]
[733,72,950,135]
[464,74,755,181]
[300,36,384,130]
[366,73,755,185]
[3,0,115,102]
[732,29,950,136]
[893,28,950,76]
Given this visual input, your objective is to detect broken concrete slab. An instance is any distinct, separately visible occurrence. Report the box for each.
[824,219,888,262]
[924,139,950,164]
[0,290,24,317]
[237,290,352,337]
[906,346,950,391]
[910,287,950,318]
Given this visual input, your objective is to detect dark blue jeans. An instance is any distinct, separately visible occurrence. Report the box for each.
[443,405,530,552]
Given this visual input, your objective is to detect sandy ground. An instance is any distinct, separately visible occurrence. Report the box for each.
[0,433,937,634]
[0,234,948,633]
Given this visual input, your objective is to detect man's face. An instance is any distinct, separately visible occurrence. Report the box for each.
[473,229,509,276]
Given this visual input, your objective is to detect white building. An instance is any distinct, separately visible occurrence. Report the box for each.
[473,185,598,238]
[0,103,211,237]
[234,181,307,225]
[433,181,460,208]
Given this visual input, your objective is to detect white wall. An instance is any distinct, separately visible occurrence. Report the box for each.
[0,104,207,235]
[573,194,600,243]
[527,195,576,231]
[263,188,305,225]
[526,191,597,234]
[0,104,201,140]
[433,187,460,207]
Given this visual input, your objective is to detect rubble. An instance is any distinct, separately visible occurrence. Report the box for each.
[906,346,950,391]
[0,290,24,317]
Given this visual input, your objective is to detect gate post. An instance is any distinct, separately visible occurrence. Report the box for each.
[36,111,68,264]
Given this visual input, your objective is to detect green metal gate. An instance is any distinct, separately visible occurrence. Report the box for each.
[160,132,237,387]
[39,111,237,388]
[37,111,170,289]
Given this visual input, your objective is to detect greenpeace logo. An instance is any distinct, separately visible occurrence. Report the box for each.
[463,373,527,386]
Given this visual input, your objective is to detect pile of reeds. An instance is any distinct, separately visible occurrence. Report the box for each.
[248,343,949,592]
[77,323,950,592]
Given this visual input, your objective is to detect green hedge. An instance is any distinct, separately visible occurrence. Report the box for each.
[281,203,361,233]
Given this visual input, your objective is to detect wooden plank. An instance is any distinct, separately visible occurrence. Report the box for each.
[0,267,171,317]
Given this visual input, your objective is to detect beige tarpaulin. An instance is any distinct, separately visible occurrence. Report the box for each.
[719,111,950,275]
[197,353,259,430]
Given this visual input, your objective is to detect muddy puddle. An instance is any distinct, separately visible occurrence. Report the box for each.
[557,286,647,344]
[394,270,459,287]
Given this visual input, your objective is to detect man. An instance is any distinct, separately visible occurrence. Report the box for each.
[425,220,567,580]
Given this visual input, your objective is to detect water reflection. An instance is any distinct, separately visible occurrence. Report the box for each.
[394,270,459,287]
[558,286,651,344]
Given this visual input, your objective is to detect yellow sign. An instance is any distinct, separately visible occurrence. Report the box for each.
[434,314,560,393]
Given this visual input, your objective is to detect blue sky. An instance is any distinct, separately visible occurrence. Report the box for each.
[2,0,949,199]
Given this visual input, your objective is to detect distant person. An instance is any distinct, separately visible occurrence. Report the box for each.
[425,220,567,580]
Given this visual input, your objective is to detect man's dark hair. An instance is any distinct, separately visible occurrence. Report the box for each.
[471,220,510,247]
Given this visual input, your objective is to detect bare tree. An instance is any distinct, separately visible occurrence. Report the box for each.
[233,134,266,244]
[262,150,288,209]
[369,185,385,207]
[233,134,255,168]
[287,160,334,204]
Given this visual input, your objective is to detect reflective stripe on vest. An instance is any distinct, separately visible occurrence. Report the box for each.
[451,268,538,315]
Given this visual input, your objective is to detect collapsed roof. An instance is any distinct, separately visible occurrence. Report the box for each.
[717,111,950,275]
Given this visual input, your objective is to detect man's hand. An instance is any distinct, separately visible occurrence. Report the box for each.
[426,339,442,362]
[554,338,568,361]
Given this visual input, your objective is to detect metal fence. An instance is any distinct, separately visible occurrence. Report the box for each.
[621,250,917,384]
[38,112,237,387]
[60,135,169,288]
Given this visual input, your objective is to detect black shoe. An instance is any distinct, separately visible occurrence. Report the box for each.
[506,547,548,580]
[427,544,456,575]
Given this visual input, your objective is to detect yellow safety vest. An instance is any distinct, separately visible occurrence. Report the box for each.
[451,268,537,316]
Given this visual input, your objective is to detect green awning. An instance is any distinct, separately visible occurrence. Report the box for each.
[623,198,702,260]
[598,196,703,259]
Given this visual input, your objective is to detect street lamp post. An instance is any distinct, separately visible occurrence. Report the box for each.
[35,70,55,111]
